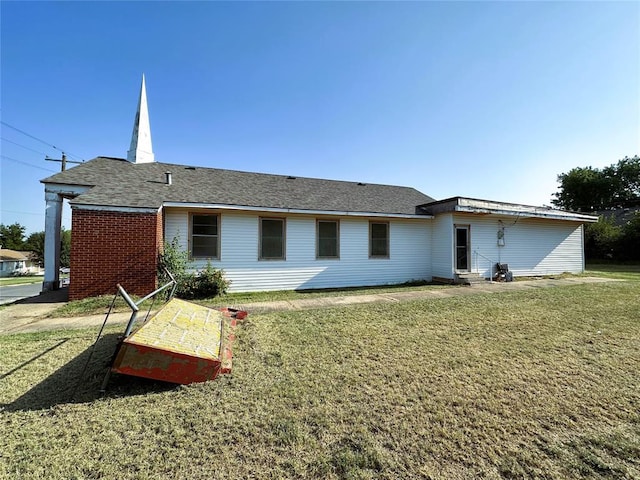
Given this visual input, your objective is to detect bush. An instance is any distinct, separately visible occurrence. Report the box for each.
[585,212,640,262]
[158,237,230,300]
[158,237,188,287]
[585,215,622,260]
[619,212,640,261]
[175,262,230,300]
[11,269,34,277]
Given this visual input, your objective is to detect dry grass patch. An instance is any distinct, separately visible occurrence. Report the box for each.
[1,281,639,479]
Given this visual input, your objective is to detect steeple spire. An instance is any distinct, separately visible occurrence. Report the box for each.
[127,74,155,164]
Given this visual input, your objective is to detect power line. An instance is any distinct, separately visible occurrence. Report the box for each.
[45,153,83,171]
[0,155,57,173]
[1,137,48,156]
[0,120,60,151]
[0,120,85,161]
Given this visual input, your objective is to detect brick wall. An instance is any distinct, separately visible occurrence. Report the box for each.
[70,209,163,300]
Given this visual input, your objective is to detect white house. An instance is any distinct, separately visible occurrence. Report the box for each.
[0,249,42,277]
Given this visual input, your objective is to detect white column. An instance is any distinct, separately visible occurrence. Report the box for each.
[42,191,63,292]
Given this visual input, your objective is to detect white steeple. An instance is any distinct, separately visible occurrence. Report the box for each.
[127,74,155,163]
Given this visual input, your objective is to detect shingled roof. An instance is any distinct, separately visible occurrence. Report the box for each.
[41,157,435,216]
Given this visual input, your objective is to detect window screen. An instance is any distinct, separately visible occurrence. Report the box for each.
[191,214,218,258]
[317,220,339,258]
[370,222,389,257]
[260,218,285,260]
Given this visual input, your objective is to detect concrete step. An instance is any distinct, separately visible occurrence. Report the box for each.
[455,273,487,285]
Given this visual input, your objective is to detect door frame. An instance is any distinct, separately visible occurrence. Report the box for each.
[454,224,471,272]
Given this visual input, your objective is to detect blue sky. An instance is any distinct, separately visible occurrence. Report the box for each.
[1,1,638,235]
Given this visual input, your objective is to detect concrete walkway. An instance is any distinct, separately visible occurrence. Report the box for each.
[0,277,619,335]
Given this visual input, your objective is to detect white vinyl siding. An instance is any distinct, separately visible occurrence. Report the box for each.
[431,214,454,279]
[429,212,585,280]
[452,213,585,278]
[164,208,431,292]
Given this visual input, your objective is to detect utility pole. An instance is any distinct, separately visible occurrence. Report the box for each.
[45,153,82,171]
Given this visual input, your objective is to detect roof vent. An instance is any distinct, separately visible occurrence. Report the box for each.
[165,172,172,185]
[357,182,366,186]
[185,166,196,170]
[287,176,296,180]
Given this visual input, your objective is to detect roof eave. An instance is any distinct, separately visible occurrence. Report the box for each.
[420,196,598,222]
[162,202,433,219]
[70,204,162,214]
[453,205,598,222]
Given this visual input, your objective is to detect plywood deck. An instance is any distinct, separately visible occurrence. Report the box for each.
[126,298,223,359]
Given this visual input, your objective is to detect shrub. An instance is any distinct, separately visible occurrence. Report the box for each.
[158,237,230,300]
[158,236,189,287]
[585,215,622,260]
[619,212,640,261]
[175,262,230,300]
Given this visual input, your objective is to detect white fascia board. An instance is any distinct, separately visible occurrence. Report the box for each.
[162,202,433,220]
[44,183,91,197]
[71,204,161,214]
[454,205,598,222]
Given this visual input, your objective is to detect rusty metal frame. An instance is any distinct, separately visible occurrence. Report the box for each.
[120,269,177,338]
[80,269,178,394]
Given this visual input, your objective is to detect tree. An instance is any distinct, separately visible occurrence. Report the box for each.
[618,212,640,261]
[60,228,71,268]
[0,222,26,250]
[22,228,71,268]
[552,156,640,211]
[584,216,621,260]
[611,156,640,205]
[24,231,45,266]
[554,156,640,261]
[552,167,616,212]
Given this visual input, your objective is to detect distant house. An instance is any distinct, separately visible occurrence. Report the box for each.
[40,77,598,300]
[0,249,41,277]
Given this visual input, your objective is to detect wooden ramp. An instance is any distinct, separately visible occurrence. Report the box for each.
[111,298,243,384]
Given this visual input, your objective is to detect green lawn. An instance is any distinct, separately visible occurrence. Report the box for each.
[1,275,639,478]
[0,275,43,286]
[585,263,640,282]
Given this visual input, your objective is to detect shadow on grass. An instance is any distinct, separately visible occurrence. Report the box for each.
[2,332,177,412]
[293,280,434,295]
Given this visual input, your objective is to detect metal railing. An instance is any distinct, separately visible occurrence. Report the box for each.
[119,269,177,338]
[473,250,495,283]
[75,268,178,395]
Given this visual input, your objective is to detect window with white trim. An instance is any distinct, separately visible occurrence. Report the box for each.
[260,217,285,260]
[317,220,339,259]
[369,221,389,258]
[190,214,220,259]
